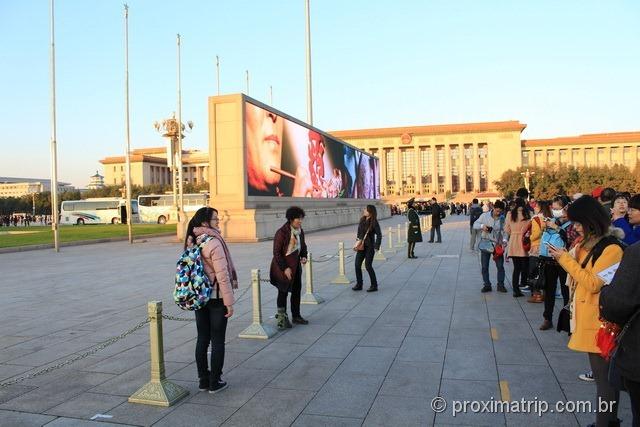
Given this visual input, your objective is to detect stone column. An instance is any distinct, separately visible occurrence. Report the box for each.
[380,148,387,196]
[473,143,480,192]
[394,147,401,196]
[459,144,465,192]
[432,145,438,194]
[414,145,421,195]
[444,145,451,194]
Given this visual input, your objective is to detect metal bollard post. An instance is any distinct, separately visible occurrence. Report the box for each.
[386,227,396,253]
[331,242,351,284]
[395,223,404,247]
[301,253,324,304]
[374,248,386,261]
[239,269,278,339]
[129,301,189,407]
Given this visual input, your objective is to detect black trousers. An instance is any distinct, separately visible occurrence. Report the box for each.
[430,225,441,242]
[542,260,568,321]
[277,264,302,317]
[528,256,541,291]
[195,299,228,381]
[407,242,416,257]
[510,256,529,289]
[589,353,620,427]
[624,376,640,427]
[355,245,377,287]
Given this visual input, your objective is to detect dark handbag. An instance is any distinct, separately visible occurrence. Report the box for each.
[557,304,571,333]
[607,309,640,390]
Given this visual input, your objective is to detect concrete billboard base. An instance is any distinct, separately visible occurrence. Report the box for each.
[216,203,390,242]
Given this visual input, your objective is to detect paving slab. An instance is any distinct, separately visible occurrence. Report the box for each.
[0,409,56,427]
[268,356,341,391]
[303,373,385,419]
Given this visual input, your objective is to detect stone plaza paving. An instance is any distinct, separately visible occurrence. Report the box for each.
[0,215,634,426]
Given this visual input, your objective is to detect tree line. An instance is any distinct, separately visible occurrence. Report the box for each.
[494,162,640,200]
[0,183,209,215]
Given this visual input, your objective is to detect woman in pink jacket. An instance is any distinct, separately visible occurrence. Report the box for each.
[185,207,237,394]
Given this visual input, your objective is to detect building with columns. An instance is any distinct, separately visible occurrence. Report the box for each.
[522,132,640,170]
[331,121,526,200]
[331,124,640,202]
[99,147,210,187]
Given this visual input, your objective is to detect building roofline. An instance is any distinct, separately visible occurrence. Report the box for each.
[329,120,527,139]
[100,153,208,165]
[522,131,640,148]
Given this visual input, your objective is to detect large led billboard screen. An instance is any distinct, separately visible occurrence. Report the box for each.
[245,102,379,199]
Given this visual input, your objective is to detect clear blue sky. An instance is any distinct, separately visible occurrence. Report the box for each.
[1,0,639,187]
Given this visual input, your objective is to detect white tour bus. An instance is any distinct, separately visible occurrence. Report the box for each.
[60,198,139,225]
[137,193,208,224]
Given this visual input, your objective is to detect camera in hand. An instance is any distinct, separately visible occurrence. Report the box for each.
[486,226,493,233]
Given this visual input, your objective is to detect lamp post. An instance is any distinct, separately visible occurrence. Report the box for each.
[153,114,193,238]
[520,168,535,192]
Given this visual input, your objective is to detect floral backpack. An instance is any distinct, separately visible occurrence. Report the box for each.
[174,236,213,311]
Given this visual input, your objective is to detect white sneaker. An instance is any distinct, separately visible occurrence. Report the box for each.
[578,371,594,382]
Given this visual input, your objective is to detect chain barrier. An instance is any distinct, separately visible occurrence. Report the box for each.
[161,314,194,322]
[0,318,150,389]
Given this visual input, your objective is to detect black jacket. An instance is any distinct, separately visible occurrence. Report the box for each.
[407,208,423,243]
[431,203,443,227]
[357,217,382,251]
[600,242,640,382]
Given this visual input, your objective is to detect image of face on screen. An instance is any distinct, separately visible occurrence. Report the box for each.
[246,102,378,199]
[245,102,284,193]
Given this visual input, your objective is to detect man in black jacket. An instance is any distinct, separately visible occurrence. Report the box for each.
[428,198,443,243]
[600,242,640,426]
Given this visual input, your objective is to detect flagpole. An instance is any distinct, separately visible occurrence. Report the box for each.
[124,4,133,243]
[49,0,60,252]
[176,34,185,240]
[216,55,220,95]
[305,0,313,125]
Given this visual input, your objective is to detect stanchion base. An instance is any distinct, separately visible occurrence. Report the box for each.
[301,292,324,305]
[331,275,351,285]
[239,322,278,339]
[128,379,189,407]
[374,251,386,261]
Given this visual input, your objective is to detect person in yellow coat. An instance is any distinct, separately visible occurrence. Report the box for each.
[548,195,624,427]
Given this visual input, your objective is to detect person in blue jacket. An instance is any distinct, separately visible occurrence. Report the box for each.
[612,194,640,246]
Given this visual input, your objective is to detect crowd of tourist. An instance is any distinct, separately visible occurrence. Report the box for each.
[469,186,639,427]
[0,214,50,227]
[181,186,638,426]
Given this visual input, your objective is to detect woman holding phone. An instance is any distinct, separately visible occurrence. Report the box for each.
[547,196,624,427]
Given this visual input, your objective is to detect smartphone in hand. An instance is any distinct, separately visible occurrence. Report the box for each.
[545,242,558,251]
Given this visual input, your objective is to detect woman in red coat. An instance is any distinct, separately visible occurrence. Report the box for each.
[270,206,309,329]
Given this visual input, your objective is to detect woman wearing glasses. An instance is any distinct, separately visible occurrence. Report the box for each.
[185,207,237,394]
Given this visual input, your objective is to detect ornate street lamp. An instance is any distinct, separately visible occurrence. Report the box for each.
[153,114,193,222]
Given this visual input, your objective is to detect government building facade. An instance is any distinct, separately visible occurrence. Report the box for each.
[333,123,640,201]
[100,147,210,187]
